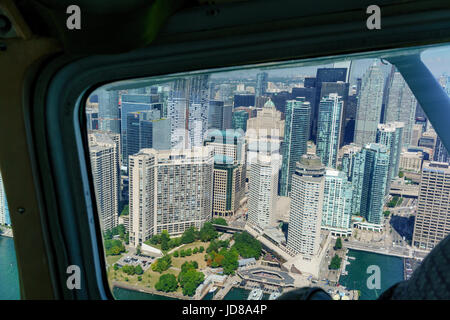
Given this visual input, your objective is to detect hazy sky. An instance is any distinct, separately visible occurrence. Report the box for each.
[211,44,450,81]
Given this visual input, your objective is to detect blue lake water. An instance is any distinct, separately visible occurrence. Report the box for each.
[0,236,20,300]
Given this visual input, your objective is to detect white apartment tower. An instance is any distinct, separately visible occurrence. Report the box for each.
[129,147,214,247]
[287,154,325,257]
[248,153,281,230]
[88,131,120,232]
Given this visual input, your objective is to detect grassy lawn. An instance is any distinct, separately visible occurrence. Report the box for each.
[107,240,215,296]
[170,240,210,269]
[106,253,124,267]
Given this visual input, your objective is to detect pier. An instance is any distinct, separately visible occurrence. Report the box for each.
[344,241,412,258]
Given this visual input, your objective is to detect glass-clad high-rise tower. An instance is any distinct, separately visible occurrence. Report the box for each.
[354,63,385,147]
[279,98,310,196]
[384,68,417,148]
[376,122,404,193]
[360,143,390,225]
[321,169,353,237]
[316,93,343,168]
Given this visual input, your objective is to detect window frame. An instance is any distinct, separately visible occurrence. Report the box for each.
[24,2,450,299]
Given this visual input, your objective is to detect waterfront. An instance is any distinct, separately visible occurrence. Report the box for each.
[0,239,404,301]
[339,249,404,300]
[113,287,180,300]
[0,236,20,300]
[114,286,270,300]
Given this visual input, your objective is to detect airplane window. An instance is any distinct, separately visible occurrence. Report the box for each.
[84,46,450,301]
[0,170,20,300]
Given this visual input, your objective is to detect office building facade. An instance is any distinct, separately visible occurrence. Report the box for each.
[413,161,450,251]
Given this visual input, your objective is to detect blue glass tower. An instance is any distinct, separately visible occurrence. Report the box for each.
[316,93,343,168]
[279,98,311,196]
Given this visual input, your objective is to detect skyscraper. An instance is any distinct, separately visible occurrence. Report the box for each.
[0,172,11,226]
[279,98,310,196]
[205,130,247,217]
[232,110,249,133]
[207,100,232,130]
[384,69,418,148]
[321,169,353,236]
[256,72,269,97]
[310,68,348,140]
[433,135,450,163]
[376,122,404,192]
[359,143,389,225]
[126,110,171,165]
[341,144,364,215]
[167,75,210,149]
[316,93,344,168]
[88,131,121,232]
[354,63,385,147]
[410,123,423,147]
[246,99,284,140]
[413,161,450,251]
[287,155,325,256]
[248,153,281,230]
[320,82,349,147]
[121,93,162,163]
[128,147,214,247]
[96,88,120,134]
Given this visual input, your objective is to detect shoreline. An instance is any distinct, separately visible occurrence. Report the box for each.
[112,281,192,300]
[0,233,13,239]
[344,246,408,259]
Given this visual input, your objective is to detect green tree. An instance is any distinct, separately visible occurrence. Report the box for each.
[199,246,204,253]
[186,248,192,256]
[383,210,391,217]
[193,247,198,254]
[232,232,261,259]
[334,237,342,250]
[399,171,404,178]
[181,227,197,244]
[151,255,172,273]
[178,268,204,297]
[199,222,218,242]
[135,265,144,275]
[136,245,141,256]
[122,265,136,275]
[155,274,178,292]
[173,251,179,258]
[222,248,239,275]
[329,254,342,270]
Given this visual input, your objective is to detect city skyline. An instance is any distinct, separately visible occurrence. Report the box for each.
[80,51,450,300]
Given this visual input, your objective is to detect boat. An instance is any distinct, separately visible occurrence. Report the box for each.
[268,292,281,300]
[348,256,356,260]
[248,288,263,300]
[209,286,217,293]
